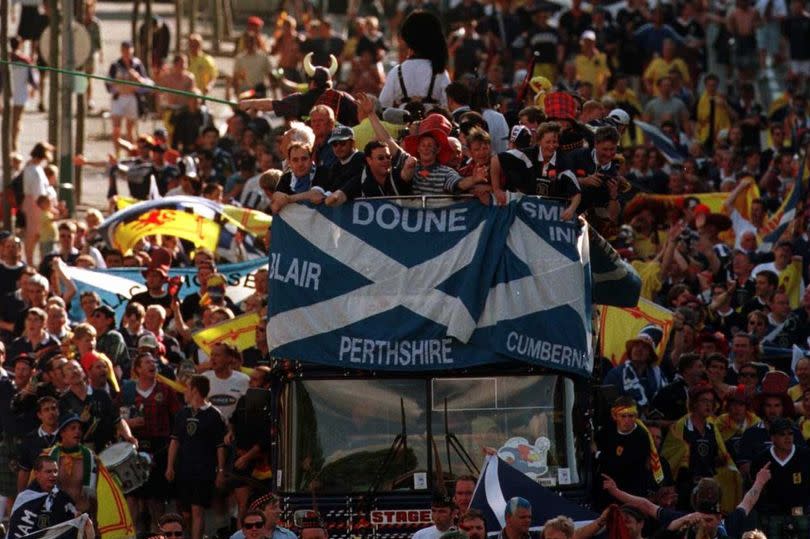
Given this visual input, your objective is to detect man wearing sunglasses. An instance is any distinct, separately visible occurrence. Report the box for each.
[242,510,269,539]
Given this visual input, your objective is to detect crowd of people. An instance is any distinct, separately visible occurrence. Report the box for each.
[3,0,810,539]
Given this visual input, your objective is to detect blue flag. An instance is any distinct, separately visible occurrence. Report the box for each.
[267,196,639,376]
[470,456,597,533]
[63,259,267,322]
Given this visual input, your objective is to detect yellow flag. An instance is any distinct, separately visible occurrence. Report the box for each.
[113,209,221,253]
[599,299,674,366]
[97,463,136,539]
[192,311,261,355]
[779,259,804,309]
[625,185,759,220]
[157,373,187,394]
[222,204,273,236]
[114,196,138,210]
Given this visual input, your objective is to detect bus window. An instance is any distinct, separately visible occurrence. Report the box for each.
[281,379,429,493]
[431,375,582,487]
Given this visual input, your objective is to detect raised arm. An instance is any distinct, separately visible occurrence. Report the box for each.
[601,474,661,518]
[357,92,403,156]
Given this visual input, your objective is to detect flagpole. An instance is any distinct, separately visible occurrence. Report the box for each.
[0,59,239,107]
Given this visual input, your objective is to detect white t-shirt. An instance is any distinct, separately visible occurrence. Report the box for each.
[729,209,758,248]
[482,108,509,154]
[412,525,453,539]
[203,370,249,421]
[378,59,450,109]
[22,163,49,198]
[10,64,30,107]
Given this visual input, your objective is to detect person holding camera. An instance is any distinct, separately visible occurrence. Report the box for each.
[558,126,626,226]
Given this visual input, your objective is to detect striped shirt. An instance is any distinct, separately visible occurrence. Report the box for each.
[412,163,461,195]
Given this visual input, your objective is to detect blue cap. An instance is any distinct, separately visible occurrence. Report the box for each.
[327,125,354,145]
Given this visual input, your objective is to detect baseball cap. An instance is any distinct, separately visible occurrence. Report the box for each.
[581,30,597,41]
[327,125,354,145]
[138,333,160,350]
[607,108,630,126]
[509,124,532,147]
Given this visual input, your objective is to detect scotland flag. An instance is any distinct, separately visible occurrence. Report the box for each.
[267,196,638,377]
[471,456,597,533]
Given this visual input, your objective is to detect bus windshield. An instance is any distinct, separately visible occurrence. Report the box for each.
[280,375,582,493]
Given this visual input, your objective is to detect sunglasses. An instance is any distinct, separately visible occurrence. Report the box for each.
[243,522,265,530]
[162,533,184,537]
[740,372,758,378]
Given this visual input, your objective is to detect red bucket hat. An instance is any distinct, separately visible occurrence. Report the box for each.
[402,113,454,165]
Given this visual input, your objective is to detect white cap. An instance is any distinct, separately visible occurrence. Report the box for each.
[581,30,597,41]
[608,108,630,126]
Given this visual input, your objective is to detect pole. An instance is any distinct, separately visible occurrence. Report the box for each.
[47,0,60,149]
[60,0,75,216]
[75,0,86,205]
[211,0,221,54]
[189,0,197,37]
[1,0,13,230]
[174,0,182,54]
[132,0,140,54]
[144,0,153,75]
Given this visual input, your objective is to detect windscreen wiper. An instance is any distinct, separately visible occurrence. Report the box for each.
[366,397,408,497]
[444,398,480,476]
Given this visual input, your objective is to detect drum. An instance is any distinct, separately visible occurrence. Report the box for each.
[99,443,152,494]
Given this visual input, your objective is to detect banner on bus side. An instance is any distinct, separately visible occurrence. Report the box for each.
[267,195,640,377]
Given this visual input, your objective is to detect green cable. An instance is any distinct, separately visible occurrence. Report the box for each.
[0,59,240,106]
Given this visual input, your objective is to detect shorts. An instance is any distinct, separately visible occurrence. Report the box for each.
[111,94,139,119]
[734,35,758,70]
[176,478,215,508]
[791,60,810,76]
[756,22,780,54]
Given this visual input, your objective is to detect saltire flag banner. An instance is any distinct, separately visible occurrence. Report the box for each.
[16,514,91,539]
[96,465,136,539]
[634,120,687,164]
[115,196,272,237]
[599,299,674,366]
[267,196,640,376]
[588,227,641,307]
[107,207,221,253]
[470,455,597,533]
[193,311,261,354]
[758,160,805,252]
[62,259,267,322]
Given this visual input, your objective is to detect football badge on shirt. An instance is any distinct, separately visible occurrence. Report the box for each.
[616,446,623,456]
[187,418,198,436]
[794,472,802,485]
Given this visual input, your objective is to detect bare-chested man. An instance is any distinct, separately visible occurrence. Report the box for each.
[157,54,196,126]
[727,0,761,81]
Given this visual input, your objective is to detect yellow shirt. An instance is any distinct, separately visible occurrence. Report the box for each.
[352,118,401,155]
[644,57,691,95]
[696,92,731,145]
[633,230,667,260]
[574,51,610,95]
[631,259,663,301]
[188,53,219,93]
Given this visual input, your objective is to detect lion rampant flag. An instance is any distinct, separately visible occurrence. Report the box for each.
[222,205,273,237]
[599,299,674,366]
[192,311,261,355]
[113,209,221,253]
[97,465,136,539]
